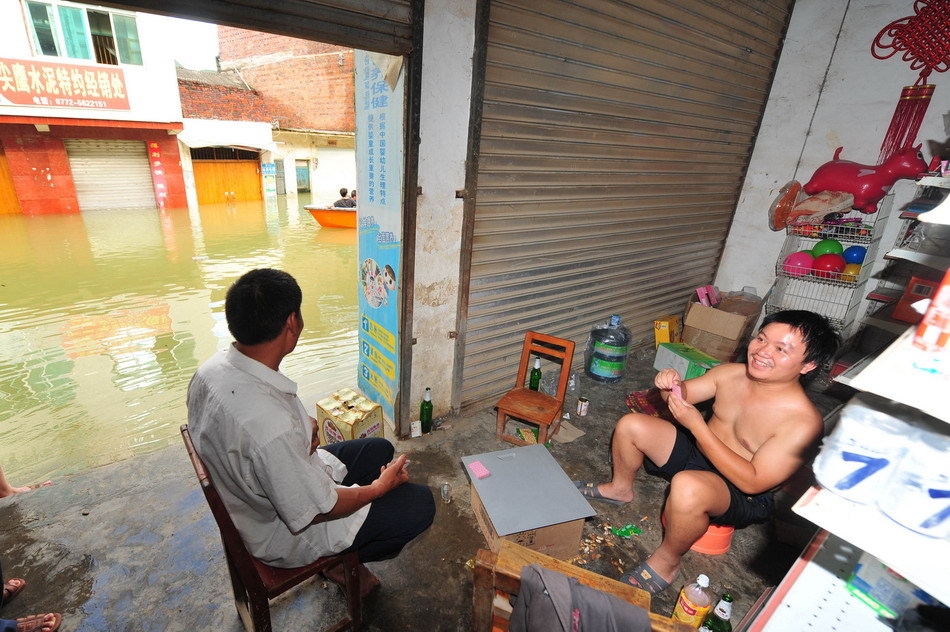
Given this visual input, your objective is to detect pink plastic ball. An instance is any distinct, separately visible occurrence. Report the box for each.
[782,251,814,277]
[812,253,846,279]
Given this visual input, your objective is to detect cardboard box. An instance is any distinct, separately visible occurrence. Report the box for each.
[682,292,762,362]
[653,314,682,348]
[316,387,383,445]
[847,551,939,619]
[653,343,721,379]
[893,275,940,324]
[462,445,595,560]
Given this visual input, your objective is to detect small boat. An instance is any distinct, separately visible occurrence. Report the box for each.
[305,205,357,229]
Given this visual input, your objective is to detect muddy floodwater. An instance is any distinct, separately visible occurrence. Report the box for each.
[0,197,358,484]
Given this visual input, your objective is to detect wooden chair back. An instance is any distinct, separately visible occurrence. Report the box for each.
[181,424,360,632]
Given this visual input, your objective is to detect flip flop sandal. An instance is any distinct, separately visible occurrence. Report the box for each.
[15,613,62,632]
[3,578,26,603]
[620,562,673,595]
[573,480,626,505]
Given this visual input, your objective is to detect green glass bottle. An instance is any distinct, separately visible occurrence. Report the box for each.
[419,387,433,434]
[699,593,733,632]
[528,357,542,391]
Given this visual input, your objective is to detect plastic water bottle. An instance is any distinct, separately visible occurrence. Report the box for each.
[672,574,713,627]
[585,315,631,383]
[419,387,433,434]
[528,357,542,391]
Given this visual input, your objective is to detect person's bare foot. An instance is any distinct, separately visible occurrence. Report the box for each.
[15,613,62,632]
[323,562,380,598]
[0,481,52,499]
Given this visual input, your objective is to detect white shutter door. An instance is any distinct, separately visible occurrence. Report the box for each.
[64,139,156,210]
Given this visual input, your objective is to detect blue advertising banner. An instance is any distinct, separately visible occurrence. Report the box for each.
[355,52,404,423]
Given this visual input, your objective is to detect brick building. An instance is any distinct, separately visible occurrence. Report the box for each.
[0,2,187,215]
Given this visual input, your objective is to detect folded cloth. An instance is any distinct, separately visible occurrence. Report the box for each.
[624,388,673,421]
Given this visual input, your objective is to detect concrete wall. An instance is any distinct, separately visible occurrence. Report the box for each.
[716,0,947,295]
[0,7,183,124]
[409,0,477,415]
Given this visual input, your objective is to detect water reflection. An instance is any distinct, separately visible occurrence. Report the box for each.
[0,197,358,483]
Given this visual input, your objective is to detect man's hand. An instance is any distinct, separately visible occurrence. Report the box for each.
[372,453,410,495]
[654,368,682,391]
[666,390,706,433]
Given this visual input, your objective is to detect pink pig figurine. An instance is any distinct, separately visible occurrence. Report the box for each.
[803,145,927,214]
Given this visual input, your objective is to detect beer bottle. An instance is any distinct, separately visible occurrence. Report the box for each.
[420,387,433,433]
[698,592,733,632]
[529,357,542,391]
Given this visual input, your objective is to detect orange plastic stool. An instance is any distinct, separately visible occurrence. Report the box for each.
[690,523,734,555]
[661,513,735,555]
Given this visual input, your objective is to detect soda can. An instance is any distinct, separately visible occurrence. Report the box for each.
[577,397,590,416]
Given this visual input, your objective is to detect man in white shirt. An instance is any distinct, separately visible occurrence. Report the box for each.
[187,268,434,592]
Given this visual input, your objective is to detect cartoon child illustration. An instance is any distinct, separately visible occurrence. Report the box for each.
[382,265,397,291]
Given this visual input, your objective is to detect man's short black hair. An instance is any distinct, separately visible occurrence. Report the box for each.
[225,269,302,345]
[339,187,348,197]
[760,310,841,368]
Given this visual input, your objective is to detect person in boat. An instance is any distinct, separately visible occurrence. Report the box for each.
[333,187,356,208]
[187,268,434,593]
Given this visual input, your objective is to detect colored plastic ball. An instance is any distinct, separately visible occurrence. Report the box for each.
[812,253,847,279]
[841,263,862,283]
[811,239,844,257]
[782,251,814,277]
[842,245,867,265]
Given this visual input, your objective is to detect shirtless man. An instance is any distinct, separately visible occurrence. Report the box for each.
[574,310,840,593]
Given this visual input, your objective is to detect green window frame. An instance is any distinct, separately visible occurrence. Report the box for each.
[23,1,143,66]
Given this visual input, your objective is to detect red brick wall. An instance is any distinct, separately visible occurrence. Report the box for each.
[216,26,355,132]
[178,80,270,122]
[0,122,187,214]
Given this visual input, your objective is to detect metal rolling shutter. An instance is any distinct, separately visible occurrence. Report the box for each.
[65,139,156,210]
[459,0,792,409]
[96,0,414,55]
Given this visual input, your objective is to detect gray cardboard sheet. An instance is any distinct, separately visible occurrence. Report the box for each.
[461,444,595,536]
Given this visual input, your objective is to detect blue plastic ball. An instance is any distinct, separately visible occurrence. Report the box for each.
[842,245,867,265]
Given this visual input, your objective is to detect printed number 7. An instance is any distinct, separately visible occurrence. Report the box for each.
[920,488,950,530]
[834,452,889,490]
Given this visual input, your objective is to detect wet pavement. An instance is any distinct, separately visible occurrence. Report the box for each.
[0,348,849,630]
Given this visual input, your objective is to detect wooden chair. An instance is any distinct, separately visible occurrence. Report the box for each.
[472,540,691,631]
[495,331,575,446]
[181,424,361,632]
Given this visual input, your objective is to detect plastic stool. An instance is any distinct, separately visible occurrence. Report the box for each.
[661,513,735,555]
[690,523,734,555]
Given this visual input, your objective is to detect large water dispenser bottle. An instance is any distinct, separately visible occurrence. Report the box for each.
[585,315,631,383]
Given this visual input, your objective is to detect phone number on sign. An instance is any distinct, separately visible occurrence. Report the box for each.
[54,97,108,108]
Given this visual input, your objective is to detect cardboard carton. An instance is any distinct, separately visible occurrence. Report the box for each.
[316,387,383,445]
[653,314,682,348]
[893,275,939,324]
[653,343,721,380]
[847,551,939,618]
[462,445,595,560]
[682,291,763,362]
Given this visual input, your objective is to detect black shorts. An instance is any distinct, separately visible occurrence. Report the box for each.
[643,427,774,528]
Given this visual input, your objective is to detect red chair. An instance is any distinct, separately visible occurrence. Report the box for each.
[181,424,361,632]
[495,331,576,446]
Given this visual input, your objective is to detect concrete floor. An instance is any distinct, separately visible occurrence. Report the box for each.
[0,349,848,631]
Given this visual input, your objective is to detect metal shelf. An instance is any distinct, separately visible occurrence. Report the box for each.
[792,487,950,608]
[885,248,950,271]
[743,530,891,632]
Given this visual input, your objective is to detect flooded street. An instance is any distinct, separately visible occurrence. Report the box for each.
[0,197,358,484]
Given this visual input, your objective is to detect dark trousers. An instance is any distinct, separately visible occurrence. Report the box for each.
[321,438,435,563]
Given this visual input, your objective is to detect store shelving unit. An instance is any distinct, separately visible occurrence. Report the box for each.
[746,174,950,630]
[766,198,893,339]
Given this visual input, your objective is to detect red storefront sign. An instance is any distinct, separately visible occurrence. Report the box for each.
[0,57,130,111]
